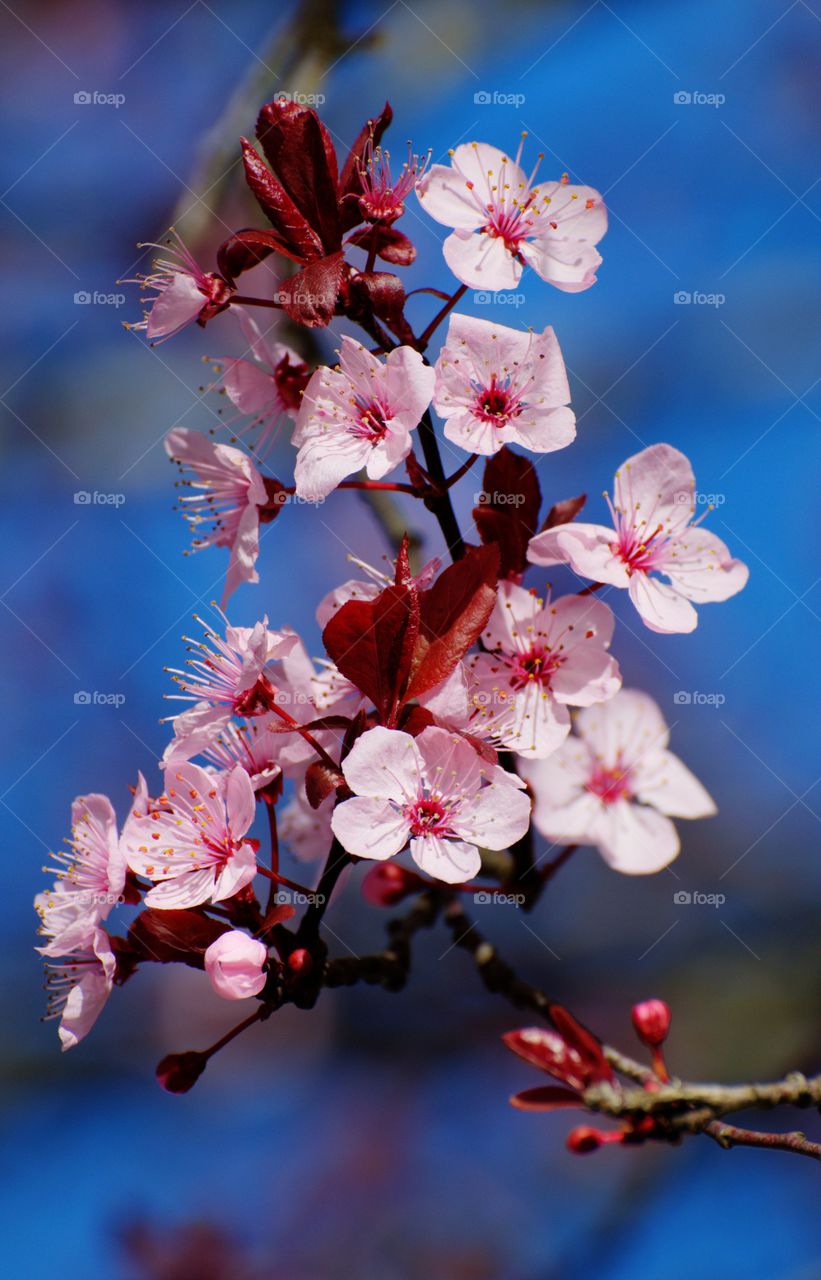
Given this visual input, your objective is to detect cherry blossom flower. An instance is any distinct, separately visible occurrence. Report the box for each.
[40,925,116,1051]
[127,231,233,342]
[293,336,435,501]
[417,140,606,292]
[432,313,575,456]
[165,612,297,743]
[527,443,749,634]
[122,763,258,908]
[331,725,531,884]
[36,793,126,953]
[215,307,309,455]
[466,582,621,758]
[165,427,285,604]
[204,931,268,1000]
[356,140,430,224]
[163,718,283,794]
[519,689,716,874]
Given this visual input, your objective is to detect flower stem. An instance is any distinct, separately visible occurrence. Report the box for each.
[417,283,467,351]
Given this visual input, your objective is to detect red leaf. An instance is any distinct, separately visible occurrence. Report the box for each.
[405,544,499,700]
[472,447,541,578]
[241,138,323,262]
[347,224,416,265]
[549,1004,614,1083]
[542,493,587,531]
[128,909,229,968]
[510,1086,583,1112]
[256,100,340,252]
[323,577,420,724]
[277,252,345,327]
[216,228,287,282]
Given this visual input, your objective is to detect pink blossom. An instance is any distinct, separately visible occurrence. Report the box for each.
[519,689,716,874]
[331,725,531,884]
[122,763,257,908]
[293,336,435,501]
[165,427,274,604]
[40,925,116,1051]
[357,140,430,224]
[165,612,297,743]
[204,930,268,1000]
[466,582,621,758]
[35,792,125,953]
[527,444,749,634]
[127,231,233,342]
[417,141,606,292]
[217,307,308,455]
[163,718,283,794]
[432,313,575,456]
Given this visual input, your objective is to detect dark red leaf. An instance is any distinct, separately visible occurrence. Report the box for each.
[338,102,393,228]
[542,493,587,531]
[128,908,230,968]
[322,578,420,723]
[502,1027,590,1092]
[256,100,340,252]
[472,447,541,578]
[405,544,499,700]
[549,1004,614,1082]
[241,138,323,261]
[156,1050,207,1094]
[259,902,296,932]
[304,760,345,809]
[216,228,286,282]
[277,252,345,327]
[510,1086,583,1111]
[347,224,416,266]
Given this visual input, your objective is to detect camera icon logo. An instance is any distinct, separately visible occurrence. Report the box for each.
[673,91,692,105]
[473,291,491,305]
[673,690,692,705]
[74,90,92,105]
[74,291,92,305]
[74,691,92,705]
[673,290,692,305]
[473,91,491,105]
[74,490,91,505]
[673,890,692,905]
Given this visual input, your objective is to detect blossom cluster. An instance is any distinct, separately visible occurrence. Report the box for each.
[36,96,747,1078]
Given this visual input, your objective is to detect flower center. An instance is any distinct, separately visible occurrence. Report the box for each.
[586,764,632,805]
[474,373,521,426]
[612,521,669,575]
[405,795,453,838]
[507,645,562,690]
[353,398,391,443]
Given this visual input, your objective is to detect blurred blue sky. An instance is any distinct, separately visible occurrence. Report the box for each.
[1,1,819,1276]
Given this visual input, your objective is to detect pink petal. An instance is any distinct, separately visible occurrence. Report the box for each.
[575,690,670,769]
[146,274,205,340]
[331,795,411,860]
[664,527,749,603]
[593,801,680,874]
[410,834,481,883]
[628,574,698,634]
[339,726,421,803]
[633,749,716,819]
[443,229,523,290]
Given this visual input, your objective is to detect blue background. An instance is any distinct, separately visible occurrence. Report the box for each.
[1,0,819,1275]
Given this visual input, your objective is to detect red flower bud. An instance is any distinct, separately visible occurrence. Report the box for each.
[631,999,671,1048]
[566,1126,603,1154]
[361,861,423,907]
[156,1050,207,1094]
[287,948,313,975]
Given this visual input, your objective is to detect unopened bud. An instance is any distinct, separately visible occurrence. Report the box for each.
[287,948,313,975]
[631,999,671,1048]
[361,861,423,907]
[156,1050,207,1094]
[566,1126,603,1154]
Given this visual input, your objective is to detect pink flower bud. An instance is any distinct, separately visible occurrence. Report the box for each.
[631,998,671,1048]
[361,861,424,907]
[204,930,268,1000]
